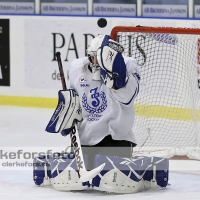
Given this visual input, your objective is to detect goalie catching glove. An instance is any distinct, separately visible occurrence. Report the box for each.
[96,35,128,89]
[45,89,82,136]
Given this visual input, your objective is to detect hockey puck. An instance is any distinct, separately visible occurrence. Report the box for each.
[97,18,107,28]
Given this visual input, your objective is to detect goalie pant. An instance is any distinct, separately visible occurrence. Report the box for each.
[33,154,169,194]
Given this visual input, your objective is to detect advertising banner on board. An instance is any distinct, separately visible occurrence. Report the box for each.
[0,2,34,14]
[41,3,87,15]
[23,16,200,99]
[142,4,187,18]
[24,17,111,90]
[93,3,136,16]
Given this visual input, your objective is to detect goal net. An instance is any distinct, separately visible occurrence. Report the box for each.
[111,26,200,160]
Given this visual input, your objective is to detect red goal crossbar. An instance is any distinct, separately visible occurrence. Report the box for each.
[111,26,200,41]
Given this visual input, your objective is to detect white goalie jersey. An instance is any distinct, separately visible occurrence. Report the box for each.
[68,56,140,146]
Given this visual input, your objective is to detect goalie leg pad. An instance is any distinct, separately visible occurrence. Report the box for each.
[49,153,89,191]
[92,154,145,194]
[141,156,169,189]
[92,155,169,194]
[33,153,90,191]
[33,155,52,186]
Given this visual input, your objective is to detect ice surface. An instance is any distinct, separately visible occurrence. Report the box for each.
[0,106,199,200]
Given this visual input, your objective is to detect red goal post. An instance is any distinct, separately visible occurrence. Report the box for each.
[110,26,200,160]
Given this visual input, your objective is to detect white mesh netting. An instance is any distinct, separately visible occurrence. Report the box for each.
[114,28,200,159]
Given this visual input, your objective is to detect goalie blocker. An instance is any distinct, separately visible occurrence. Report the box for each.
[45,89,82,136]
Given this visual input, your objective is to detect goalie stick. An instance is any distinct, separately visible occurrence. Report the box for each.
[55,52,105,182]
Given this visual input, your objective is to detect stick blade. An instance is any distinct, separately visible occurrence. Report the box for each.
[80,163,105,182]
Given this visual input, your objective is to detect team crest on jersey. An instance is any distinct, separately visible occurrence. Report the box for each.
[82,87,107,121]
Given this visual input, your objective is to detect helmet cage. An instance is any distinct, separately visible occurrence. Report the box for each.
[87,50,100,69]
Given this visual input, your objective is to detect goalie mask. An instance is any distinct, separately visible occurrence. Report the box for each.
[87,35,106,80]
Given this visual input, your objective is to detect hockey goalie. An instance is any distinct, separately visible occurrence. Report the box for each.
[33,34,169,194]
